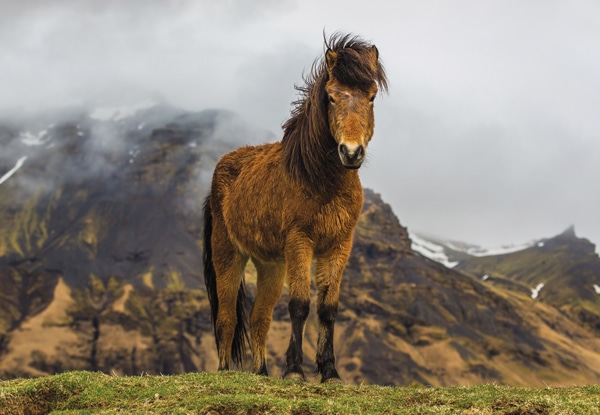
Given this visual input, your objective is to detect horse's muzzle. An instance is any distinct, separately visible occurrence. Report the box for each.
[338,143,365,169]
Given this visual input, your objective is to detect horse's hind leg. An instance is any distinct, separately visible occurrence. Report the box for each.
[314,241,352,383]
[249,260,285,375]
[212,231,249,370]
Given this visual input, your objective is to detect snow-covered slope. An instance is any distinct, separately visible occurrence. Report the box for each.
[446,240,537,257]
[0,156,27,185]
[410,231,539,268]
[409,233,459,268]
[89,100,158,122]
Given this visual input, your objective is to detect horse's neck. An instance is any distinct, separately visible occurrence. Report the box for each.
[282,106,362,196]
[302,155,361,201]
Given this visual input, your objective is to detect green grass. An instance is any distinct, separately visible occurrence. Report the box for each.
[1,371,599,414]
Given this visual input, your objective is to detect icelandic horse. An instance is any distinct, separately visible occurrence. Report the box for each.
[203,33,387,383]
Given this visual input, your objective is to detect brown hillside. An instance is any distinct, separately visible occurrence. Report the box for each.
[1,107,600,386]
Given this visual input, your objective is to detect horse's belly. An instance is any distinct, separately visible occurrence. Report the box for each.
[224,199,286,262]
[231,228,285,262]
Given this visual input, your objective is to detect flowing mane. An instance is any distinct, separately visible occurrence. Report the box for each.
[281,33,388,185]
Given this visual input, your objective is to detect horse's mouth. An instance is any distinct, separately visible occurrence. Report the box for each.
[343,163,362,170]
[339,156,364,169]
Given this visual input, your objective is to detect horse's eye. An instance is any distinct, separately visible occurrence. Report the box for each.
[369,94,376,103]
[328,95,336,104]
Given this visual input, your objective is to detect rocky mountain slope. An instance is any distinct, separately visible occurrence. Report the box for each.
[412,228,600,333]
[0,104,268,378]
[1,105,599,386]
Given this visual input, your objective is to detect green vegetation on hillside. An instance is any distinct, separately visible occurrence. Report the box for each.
[1,371,599,415]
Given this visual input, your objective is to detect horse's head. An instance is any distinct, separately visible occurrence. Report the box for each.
[324,40,387,169]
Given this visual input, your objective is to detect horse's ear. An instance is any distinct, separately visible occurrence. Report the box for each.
[369,46,379,69]
[370,45,379,59]
[325,49,337,71]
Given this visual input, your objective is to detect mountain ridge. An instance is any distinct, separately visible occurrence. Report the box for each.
[413,228,600,333]
[1,104,599,386]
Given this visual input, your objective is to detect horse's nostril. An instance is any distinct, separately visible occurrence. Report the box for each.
[356,146,364,159]
[338,143,348,157]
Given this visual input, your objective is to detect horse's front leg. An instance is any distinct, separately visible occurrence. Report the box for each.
[314,240,352,383]
[283,235,313,381]
[250,260,285,376]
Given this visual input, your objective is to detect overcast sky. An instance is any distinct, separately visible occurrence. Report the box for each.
[1,0,599,252]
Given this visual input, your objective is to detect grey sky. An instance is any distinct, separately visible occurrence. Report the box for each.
[1,0,599,252]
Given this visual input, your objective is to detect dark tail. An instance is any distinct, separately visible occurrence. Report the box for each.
[203,195,249,367]
[203,196,219,336]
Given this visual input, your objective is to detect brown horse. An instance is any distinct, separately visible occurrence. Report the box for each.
[203,33,387,383]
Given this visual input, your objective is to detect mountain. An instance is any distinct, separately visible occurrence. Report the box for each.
[412,228,600,333]
[0,104,272,377]
[1,105,600,386]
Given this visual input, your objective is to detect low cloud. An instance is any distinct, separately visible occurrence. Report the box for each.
[1,1,599,250]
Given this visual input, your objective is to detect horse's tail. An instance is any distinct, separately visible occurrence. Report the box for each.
[203,196,219,338]
[203,195,249,367]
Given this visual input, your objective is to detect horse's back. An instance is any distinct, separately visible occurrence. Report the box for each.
[211,143,280,200]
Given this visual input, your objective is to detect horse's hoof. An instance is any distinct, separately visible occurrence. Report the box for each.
[322,376,343,384]
[283,372,306,382]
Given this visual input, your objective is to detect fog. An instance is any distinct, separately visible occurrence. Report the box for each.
[1,0,599,252]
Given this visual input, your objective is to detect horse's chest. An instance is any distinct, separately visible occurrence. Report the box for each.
[308,201,361,252]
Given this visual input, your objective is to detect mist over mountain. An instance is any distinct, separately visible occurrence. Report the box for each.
[1,104,599,386]
[2,1,600,253]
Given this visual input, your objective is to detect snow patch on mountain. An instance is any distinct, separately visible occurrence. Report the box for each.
[531,283,545,299]
[445,240,536,257]
[128,147,140,164]
[90,100,157,122]
[0,156,27,185]
[410,232,541,269]
[410,233,459,268]
[20,130,51,146]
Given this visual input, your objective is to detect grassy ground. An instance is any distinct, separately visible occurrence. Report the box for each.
[1,371,599,414]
